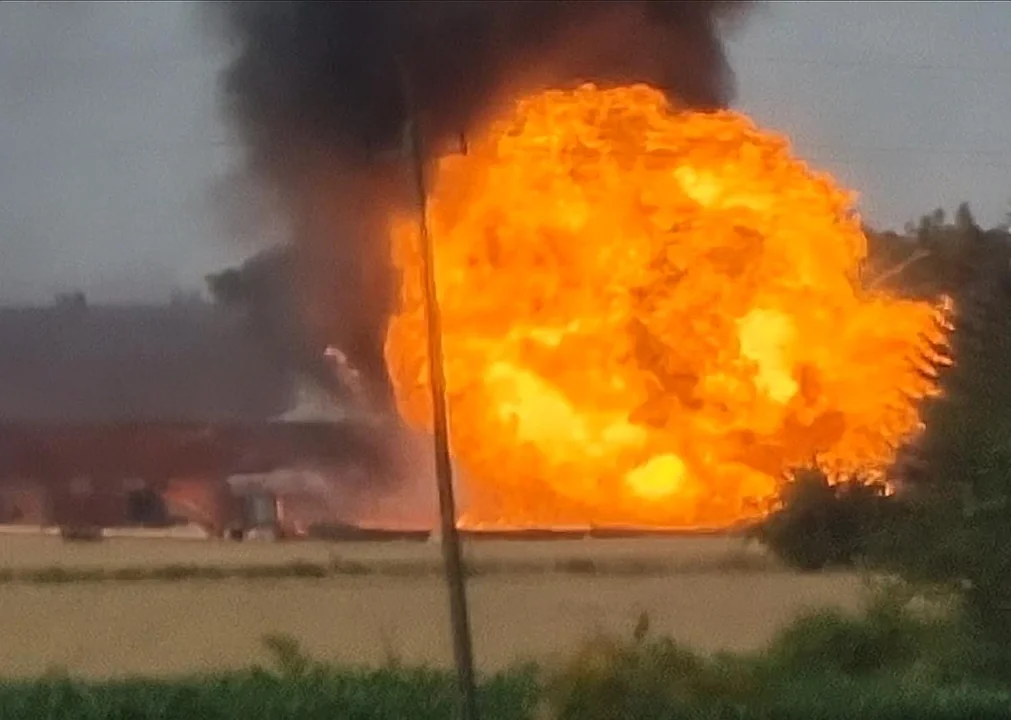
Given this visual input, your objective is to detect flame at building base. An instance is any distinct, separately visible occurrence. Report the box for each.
[384,84,945,530]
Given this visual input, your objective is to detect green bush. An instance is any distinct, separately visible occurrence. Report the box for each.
[547,634,707,719]
[761,588,967,682]
[753,468,896,570]
[542,595,999,719]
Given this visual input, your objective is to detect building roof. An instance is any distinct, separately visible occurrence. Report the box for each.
[0,301,296,423]
[0,421,388,477]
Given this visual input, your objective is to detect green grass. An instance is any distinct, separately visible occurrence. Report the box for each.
[1,667,1009,720]
[0,669,538,720]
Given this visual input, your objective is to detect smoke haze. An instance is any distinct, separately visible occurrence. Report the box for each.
[214,0,753,411]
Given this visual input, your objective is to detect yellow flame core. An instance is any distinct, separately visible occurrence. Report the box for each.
[384,84,945,529]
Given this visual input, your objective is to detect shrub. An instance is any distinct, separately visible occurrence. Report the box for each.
[758,581,992,687]
[753,468,896,570]
[260,633,316,678]
[763,591,936,679]
[544,591,992,719]
[543,614,761,719]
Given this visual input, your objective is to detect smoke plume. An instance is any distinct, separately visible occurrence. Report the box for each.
[214,0,753,411]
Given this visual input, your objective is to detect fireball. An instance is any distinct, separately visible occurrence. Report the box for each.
[384,84,942,529]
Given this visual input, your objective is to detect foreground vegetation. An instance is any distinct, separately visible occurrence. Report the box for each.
[5,671,1009,720]
[3,589,1010,719]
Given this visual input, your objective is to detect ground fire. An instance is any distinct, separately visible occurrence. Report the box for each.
[384,84,945,530]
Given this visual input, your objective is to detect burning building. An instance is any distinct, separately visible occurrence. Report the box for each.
[216,1,946,532]
[0,299,390,537]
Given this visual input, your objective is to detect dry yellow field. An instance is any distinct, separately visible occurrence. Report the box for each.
[0,532,765,570]
[0,534,866,679]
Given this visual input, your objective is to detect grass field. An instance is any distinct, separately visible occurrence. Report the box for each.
[0,534,865,679]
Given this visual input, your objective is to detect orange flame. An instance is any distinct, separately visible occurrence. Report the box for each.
[384,84,944,529]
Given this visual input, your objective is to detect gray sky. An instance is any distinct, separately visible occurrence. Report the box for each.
[1,1,1009,304]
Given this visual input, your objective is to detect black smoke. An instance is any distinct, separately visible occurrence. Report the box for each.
[213,0,753,412]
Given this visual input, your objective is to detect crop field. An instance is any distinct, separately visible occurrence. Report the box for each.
[0,533,865,679]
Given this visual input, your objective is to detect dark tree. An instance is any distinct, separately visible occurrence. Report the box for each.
[955,201,978,235]
[886,263,1011,673]
[753,468,895,571]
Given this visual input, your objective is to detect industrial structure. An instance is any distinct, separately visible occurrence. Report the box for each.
[0,298,380,538]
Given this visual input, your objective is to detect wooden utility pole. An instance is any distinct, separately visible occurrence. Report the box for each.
[401,79,480,720]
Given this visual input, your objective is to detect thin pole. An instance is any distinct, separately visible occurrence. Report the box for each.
[403,97,481,720]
